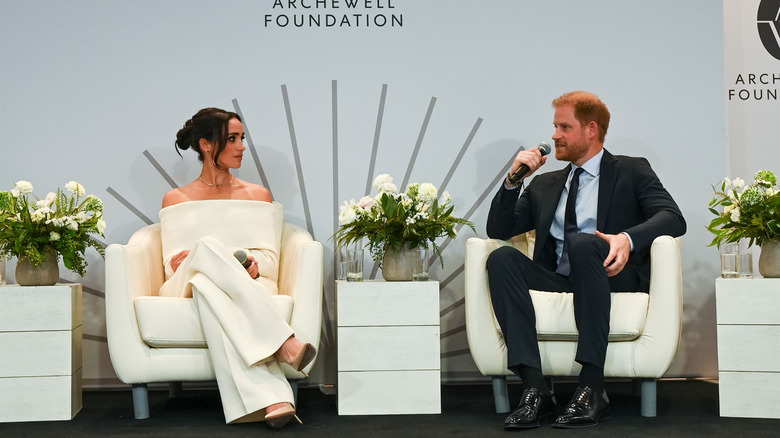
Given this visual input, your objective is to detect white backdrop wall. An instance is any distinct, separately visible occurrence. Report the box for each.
[0,1,726,386]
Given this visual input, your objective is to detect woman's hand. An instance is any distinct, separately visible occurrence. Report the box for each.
[246,256,259,279]
[170,250,190,273]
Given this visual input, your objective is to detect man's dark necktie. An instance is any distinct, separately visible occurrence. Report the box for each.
[555,167,585,276]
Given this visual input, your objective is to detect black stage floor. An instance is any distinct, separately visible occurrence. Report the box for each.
[1,380,779,437]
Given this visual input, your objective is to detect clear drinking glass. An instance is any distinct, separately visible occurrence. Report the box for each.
[738,240,753,278]
[0,256,6,286]
[412,246,429,281]
[720,242,739,278]
[346,248,364,282]
[336,246,348,280]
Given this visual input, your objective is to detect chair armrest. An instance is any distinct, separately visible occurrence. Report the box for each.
[464,237,510,375]
[634,235,684,376]
[278,223,324,375]
[104,223,164,383]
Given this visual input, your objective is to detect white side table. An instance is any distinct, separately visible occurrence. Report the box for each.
[716,278,780,418]
[336,280,441,415]
[0,283,83,422]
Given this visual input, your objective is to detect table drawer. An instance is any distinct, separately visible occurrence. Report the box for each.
[0,326,82,377]
[338,370,441,415]
[716,279,780,324]
[719,371,780,419]
[337,281,439,326]
[717,325,780,372]
[338,325,440,371]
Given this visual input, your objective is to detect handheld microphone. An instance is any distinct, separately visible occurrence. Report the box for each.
[233,249,252,269]
[507,142,552,185]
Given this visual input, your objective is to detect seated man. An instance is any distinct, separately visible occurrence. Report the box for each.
[486,91,686,429]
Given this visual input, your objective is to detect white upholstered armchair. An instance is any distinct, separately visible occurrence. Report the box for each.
[464,233,683,417]
[105,222,323,419]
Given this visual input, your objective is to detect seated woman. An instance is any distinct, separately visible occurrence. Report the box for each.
[159,107,315,428]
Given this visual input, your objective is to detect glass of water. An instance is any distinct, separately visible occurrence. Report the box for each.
[412,246,429,281]
[720,242,739,278]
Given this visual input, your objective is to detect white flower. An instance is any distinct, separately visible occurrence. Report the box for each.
[418,183,438,201]
[75,212,90,223]
[357,196,374,211]
[30,209,48,223]
[97,219,107,234]
[373,174,393,190]
[48,216,66,227]
[730,207,741,222]
[50,231,61,241]
[440,191,452,205]
[36,192,56,208]
[723,204,735,216]
[767,188,777,197]
[373,174,398,194]
[66,217,79,231]
[339,200,357,225]
[65,181,86,197]
[378,182,397,194]
[732,178,745,189]
[11,180,34,197]
[416,201,430,212]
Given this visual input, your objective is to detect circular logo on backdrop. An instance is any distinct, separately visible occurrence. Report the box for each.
[758,0,780,60]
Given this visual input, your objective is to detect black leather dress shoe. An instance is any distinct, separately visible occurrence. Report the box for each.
[504,388,557,430]
[551,385,610,428]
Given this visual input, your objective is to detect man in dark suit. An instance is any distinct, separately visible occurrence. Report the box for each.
[486,91,686,429]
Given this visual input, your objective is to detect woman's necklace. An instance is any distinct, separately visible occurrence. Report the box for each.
[198,174,234,188]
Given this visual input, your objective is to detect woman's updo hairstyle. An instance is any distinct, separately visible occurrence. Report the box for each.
[175,107,242,168]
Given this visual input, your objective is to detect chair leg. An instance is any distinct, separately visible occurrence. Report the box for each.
[132,383,150,419]
[169,381,183,399]
[492,376,511,413]
[640,378,657,417]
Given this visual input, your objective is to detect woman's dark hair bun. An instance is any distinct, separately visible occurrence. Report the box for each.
[175,120,194,152]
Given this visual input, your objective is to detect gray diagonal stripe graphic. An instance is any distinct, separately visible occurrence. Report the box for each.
[281,85,314,237]
[401,96,437,190]
[80,284,105,299]
[440,348,472,359]
[232,98,271,190]
[332,80,340,235]
[143,150,178,189]
[440,324,466,339]
[106,187,153,225]
[365,84,387,196]
[438,117,483,194]
[439,263,464,291]
[441,297,465,318]
[83,334,108,343]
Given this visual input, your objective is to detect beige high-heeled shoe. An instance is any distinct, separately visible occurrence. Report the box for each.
[264,404,302,429]
[290,342,316,377]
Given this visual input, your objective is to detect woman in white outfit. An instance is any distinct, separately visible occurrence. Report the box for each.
[160,107,315,428]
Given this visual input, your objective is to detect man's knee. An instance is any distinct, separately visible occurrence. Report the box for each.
[486,245,522,273]
[568,233,607,259]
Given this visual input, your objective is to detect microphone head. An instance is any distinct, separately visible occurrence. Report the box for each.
[538,142,552,156]
[233,249,251,268]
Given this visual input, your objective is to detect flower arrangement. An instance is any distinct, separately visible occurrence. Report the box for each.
[334,174,474,267]
[0,180,107,276]
[707,170,780,248]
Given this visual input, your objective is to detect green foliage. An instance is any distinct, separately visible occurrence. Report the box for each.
[333,175,475,268]
[707,171,780,248]
[0,181,106,276]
